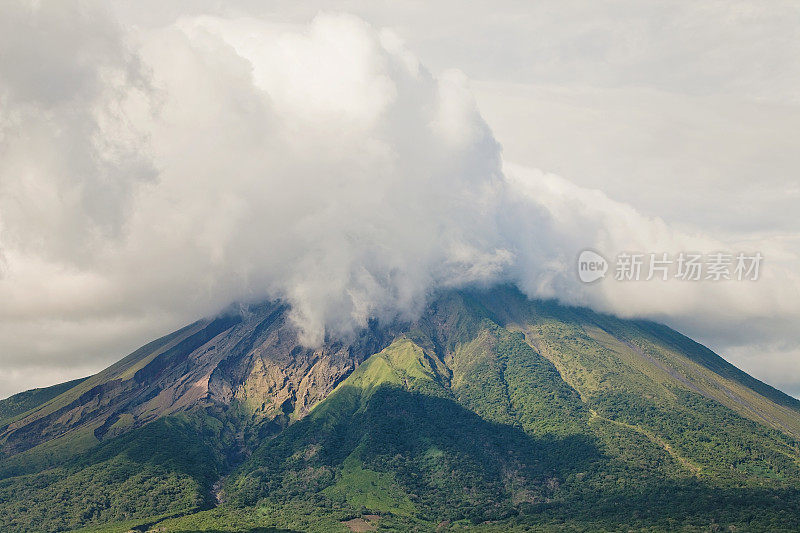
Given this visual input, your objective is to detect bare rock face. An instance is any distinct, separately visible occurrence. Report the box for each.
[206,302,394,425]
[9,285,799,465]
[0,300,394,456]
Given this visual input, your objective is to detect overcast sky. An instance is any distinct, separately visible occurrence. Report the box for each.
[1,1,799,399]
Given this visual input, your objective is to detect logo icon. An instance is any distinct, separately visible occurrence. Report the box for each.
[577,250,608,283]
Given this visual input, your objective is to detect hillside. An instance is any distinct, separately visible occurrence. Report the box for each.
[0,378,89,427]
[2,287,800,532]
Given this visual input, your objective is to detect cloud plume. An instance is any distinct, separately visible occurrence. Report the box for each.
[1,1,800,396]
[1,7,515,346]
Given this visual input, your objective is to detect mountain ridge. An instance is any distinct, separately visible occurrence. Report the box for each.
[2,286,800,532]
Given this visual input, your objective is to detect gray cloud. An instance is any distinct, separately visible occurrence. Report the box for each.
[1,8,514,352]
[1,1,799,399]
[0,0,154,265]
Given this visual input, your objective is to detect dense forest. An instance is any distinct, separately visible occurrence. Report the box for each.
[2,288,800,532]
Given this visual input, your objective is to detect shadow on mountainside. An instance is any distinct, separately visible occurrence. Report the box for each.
[230,384,800,530]
[170,530,296,533]
[230,384,606,523]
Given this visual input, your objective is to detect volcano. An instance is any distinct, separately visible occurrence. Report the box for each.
[2,286,800,532]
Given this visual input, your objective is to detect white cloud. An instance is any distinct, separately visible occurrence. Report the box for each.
[0,7,512,359]
[473,82,800,234]
[502,164,800,345]
[1,1,799,399]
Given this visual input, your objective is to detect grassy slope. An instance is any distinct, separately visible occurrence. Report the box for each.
[501,298,800,485]
[4,289,800,532]
[0,414,230,532]
[0,377,89,427]
[154,334,593,532]
[0,315,245,465]
[157,294,800,532]
[0,322,204,439]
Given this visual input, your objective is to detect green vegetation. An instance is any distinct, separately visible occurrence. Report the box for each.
[0,415,229,532]
[2,287,800,531]
[321,451,416,516]
[0,377,88,427]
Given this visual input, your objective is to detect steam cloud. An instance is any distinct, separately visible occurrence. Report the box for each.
[1,2,799,387]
